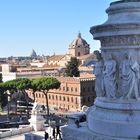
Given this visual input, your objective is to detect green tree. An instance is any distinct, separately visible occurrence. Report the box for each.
[0,83,7,110]
[3,78,32,117]
[14,78,32,117]
[30,78,39,102]
[33,77,60,115]
[65,57,80,77]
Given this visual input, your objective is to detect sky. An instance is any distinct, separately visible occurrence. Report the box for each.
[0,0,116,57]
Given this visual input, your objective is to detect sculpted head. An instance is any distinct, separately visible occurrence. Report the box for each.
[94,50,102,61]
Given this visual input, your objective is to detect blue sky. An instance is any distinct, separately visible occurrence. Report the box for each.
[0,0,115,57]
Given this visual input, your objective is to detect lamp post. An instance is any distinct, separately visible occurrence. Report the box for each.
[7,91,11,122]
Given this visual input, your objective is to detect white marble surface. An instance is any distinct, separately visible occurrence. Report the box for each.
[61,123,138,140]
[62,1,140,139]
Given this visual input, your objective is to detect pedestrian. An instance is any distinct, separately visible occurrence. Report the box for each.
[45,131,49,140]
[75,120,80,128]
[52,127,56,139]
[56,126,62,140]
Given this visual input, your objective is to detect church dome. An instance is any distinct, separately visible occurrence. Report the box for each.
[30,49,37,58]
[70,33,89,48]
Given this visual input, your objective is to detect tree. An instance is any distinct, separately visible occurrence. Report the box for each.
[0,83,7,110]
[65,57,80,77]
[30,78,39,102]
[33,77,60,115]
[14,78,32,117]
[3,78,32,117]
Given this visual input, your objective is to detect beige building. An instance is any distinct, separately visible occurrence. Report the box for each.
[68,32,90,57]
[47,33,96,69]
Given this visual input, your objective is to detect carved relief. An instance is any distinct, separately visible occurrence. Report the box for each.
[102,53,117,99]
[94,51,104,97]
[119,53,140,100]
[94,51,140,100]
[101,35,140,47]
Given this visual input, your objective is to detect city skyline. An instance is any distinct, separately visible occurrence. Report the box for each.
[0,0,114,57]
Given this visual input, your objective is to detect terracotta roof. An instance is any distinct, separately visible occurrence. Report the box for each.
[48,55,64,61]
[78,53,96,60]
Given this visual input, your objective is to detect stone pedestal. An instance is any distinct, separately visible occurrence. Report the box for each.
[29,111,45,131]
[62,1,140,139]
[88,98,140,139]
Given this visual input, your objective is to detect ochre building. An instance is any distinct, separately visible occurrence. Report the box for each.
[28,76,96,113]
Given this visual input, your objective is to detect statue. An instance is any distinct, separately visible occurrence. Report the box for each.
[32,101,41,114]
[94,51,104,97]
[119,54,140,100]
[102,53,117,99]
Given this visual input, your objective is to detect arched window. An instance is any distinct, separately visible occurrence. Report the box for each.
[56,95,58,100]
[63,96,65,101]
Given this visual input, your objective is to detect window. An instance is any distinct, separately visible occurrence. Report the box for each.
[71,87,73,92]
[67,87,69,91]
[75,98,78,104]
[71,97,73,102]
[52,95,54,100]
[42,94,44,98]
[88,97,90,102]
[63,87,65,91]
[63,96,65,101]
[56,95,58,100]
[78,52,80,56]
[92,86,94,92]
[83,87,85,92]
[67,97,69,102]
[88,87,90,92]
[83,97,86,103]
[75,88,78,92]
[49,94,51,99]
[59,96,61,101]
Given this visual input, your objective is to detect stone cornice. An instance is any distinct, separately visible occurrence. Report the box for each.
[90,23,140,39]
